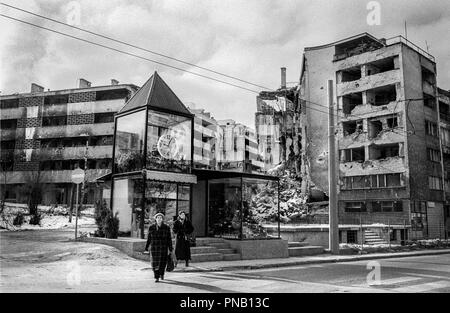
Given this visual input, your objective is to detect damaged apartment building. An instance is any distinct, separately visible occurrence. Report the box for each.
[299,32,448,240]
[0,79,138,205]
[255,68,302,176]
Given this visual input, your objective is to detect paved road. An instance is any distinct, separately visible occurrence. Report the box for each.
[1,230,449,293]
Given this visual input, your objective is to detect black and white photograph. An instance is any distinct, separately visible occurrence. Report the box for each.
[0,0,449,299]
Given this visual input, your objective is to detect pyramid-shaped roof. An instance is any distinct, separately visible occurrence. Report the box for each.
[118,71,192,116]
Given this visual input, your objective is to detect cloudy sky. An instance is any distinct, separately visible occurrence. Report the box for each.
[1,0,449,127]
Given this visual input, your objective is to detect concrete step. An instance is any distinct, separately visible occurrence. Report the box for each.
[196,238,225,245]
[288,242,310,247]
[190,246,218,254]
[208,243,231,249]
[217,248,236,254]
[222,253,241,261]
[288,246,324,257]
[191,253,223,262]
[131,251,151,262]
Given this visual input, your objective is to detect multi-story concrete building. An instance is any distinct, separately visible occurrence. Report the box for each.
[187,105,224,170]
[217,119,263,173]
[299,33,447,240]
[438,87,450,237]
[255,68,302,174]
[0,79,137,205]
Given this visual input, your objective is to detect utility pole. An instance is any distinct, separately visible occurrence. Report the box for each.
[328,80,339,254]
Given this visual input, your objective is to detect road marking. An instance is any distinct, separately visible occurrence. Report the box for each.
[353,276,421,288]
[399,272,450,280]
[391,280,450,293]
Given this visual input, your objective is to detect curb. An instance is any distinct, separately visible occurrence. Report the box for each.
[185,249,450,272]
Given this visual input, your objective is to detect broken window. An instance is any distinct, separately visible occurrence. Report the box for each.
[342,92,363,114]
[369,143,399,160]
[368,119,383,138]
[365,84,397,106]
[439,101,450,122]
[342,147,365,162]
[364,56,396,76]
[386,174,401,187]
[339,66,361,82]
[342,120,363,136]
[0,99,19,109]
[386,116,398,129]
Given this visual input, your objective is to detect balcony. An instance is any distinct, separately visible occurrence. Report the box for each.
[40,145,113,160]
[337,69,400,96]
[36,123,114,139]
[340,156,406,176]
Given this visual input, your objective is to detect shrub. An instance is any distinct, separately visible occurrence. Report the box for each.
[29,213,42,225]
[94,200,109,237]
[104,211,119,239]
[13,212,25,226]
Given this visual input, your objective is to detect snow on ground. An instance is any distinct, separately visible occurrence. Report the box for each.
[0,202,95,231]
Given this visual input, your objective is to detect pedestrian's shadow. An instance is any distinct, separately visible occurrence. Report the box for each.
[162,279,238,293]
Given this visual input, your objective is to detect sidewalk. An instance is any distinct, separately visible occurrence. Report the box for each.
[173,248,450,273]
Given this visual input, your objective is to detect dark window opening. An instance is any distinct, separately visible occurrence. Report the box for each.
[342,147,365,162]
[427,148,441,162]
[42,116,67,127]
[342,120,363,136]
[425,120,438,137]
[0,119,17,129]
[95,89,129,101]
[44,94,69,105]
[0,162,14,171]
[340,67,361,82]
[1,140,15,149]
[386,117,398,128]
[368,119,383,138]
[366,84,397,106]
[365,57,396,76]
[347,230,358,243]
[422,66,436,85]
[423,93,436,110]
[94,112,115,123]
[0,99,19,109]
[369,143,399,160]
[342,92,363,114]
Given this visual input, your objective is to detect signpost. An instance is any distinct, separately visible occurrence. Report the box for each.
[71,168,85,240]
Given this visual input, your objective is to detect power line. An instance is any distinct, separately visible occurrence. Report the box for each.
[0,13,262,94]
[0,2,274,91]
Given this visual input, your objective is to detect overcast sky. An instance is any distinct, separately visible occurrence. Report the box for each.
[1,0,449,127]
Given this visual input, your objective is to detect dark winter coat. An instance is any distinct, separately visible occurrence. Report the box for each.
[145,223,173,270]
[173,219,194,261]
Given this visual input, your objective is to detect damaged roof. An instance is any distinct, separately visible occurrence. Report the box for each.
[118,71,192,116]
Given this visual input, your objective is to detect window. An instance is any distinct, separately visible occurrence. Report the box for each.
[423,93,436,110]
[0,119,17,129]
[0,98,19,109]
[94,112,115,123]
[425,120,438,137]
[342,120,363,136]
[42,116,67,127]
[44,95,68,105]
[386,117,398,128]
[347,230,358,244]
[371,200,402,212]
[368,119,383,138]
[342,173,403,190]
[429,176,443,190]
[427,148,441,162]
[344,201,366,212]
[369,143,399,160]
[342,147,365,162]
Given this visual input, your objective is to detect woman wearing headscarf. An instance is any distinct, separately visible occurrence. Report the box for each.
[173,211,194,267]
[144,212,173,282]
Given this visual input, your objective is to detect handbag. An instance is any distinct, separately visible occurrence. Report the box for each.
[166,253,175,272]
[187,233,196,247]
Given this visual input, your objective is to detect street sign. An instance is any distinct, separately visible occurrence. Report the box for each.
[71,168,85,184]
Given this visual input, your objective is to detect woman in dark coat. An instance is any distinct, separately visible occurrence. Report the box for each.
[144,212,173,282]
[173,211,194,267]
